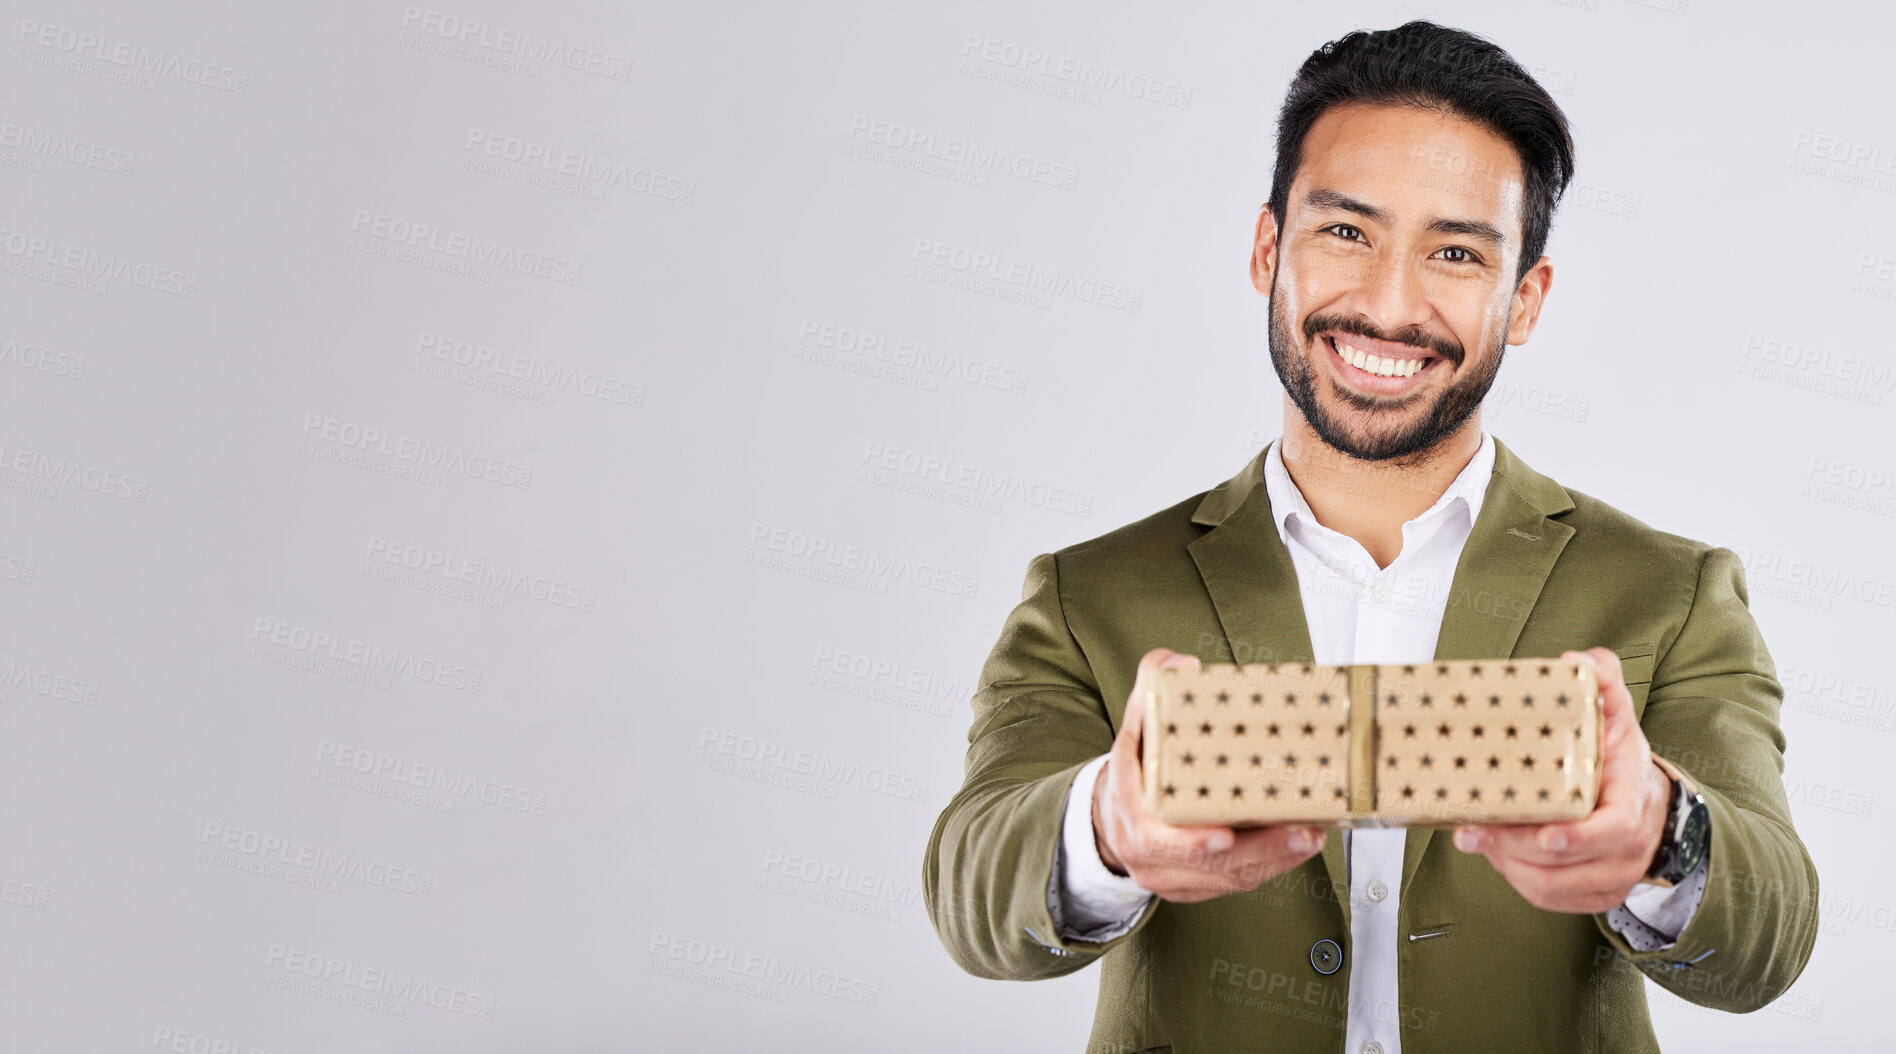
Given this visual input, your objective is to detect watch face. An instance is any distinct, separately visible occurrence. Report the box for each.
[1676,800,1710,876]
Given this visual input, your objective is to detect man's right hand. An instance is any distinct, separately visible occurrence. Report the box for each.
[1092,647,1328,903]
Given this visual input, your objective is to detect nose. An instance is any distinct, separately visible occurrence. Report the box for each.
[1337,252,1434,348]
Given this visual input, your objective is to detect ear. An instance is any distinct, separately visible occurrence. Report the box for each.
[1250,204,1280,296]
[1505,255,1553,345]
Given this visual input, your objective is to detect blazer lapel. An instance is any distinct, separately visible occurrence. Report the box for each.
[1185,443,1346,912]
[1185,443,1315,671]
[1403,436,1577,889]
[1184,437,1579,909]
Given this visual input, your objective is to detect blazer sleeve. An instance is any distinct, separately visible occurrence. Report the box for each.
[1590,546,1821,1011]
[923,552,1163,980]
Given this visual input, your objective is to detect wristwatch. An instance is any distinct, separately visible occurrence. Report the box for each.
[1642,754,1710,888]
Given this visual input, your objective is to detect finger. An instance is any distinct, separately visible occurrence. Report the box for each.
[1228,824,1327,863]
[1109,649,1181,812]
[1112,651,1231,858]
[1096,656,1166,873]
[1535,758,1666,865]
[1458,770,1660,868]
[1562,647,1631,753]
[1132,646,1199,690]
[1112,678,1145,775]
[1115,648,1194,771]
[1139,825,1327,900]
[1458,821,1617,867]
[1122,812,1238,861]
[1124,648,1203,731]
[1161,825,1324,887]
[1481,850,1648,913]
[1507,649,1653,859]
[1115,811,1239,863]
[1115,649,1206,819]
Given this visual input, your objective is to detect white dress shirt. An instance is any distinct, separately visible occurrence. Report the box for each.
[1048,429,1707,1054]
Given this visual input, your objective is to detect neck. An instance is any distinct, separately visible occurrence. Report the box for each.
[1277,399,1484,569]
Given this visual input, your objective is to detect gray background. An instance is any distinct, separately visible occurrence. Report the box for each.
[0,0,1887,1050]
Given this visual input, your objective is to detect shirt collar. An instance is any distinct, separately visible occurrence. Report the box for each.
[1262,429,1496,542]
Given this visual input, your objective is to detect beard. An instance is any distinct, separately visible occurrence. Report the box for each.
[1267,268,1507,468]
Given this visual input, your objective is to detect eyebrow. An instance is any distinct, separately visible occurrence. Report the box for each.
[1301,188,1507,249]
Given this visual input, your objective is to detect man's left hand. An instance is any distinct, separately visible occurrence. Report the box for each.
[1451,646,1672,913]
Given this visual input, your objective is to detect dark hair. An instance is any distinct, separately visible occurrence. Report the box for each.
[1269,21,1575,285]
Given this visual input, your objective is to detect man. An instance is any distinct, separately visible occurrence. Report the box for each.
[922,20,1818,1054]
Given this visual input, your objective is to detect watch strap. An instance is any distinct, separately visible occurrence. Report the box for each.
[1649,753,1699,798]
[1641,753,1703,887]
[1639,774,1684,888]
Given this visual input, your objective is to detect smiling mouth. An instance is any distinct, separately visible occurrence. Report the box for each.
[1322,334,1436,378]
[1319,333,1445,391]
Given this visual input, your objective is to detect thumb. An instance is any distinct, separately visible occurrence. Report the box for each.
[1113,650,1204,805]
[1123,649,1202,741]
[1565,648,1632,753]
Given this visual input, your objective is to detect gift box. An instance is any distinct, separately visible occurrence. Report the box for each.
[1140,658,1603,827]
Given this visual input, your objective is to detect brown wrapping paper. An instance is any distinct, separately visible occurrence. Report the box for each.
[1141,658,1603,827]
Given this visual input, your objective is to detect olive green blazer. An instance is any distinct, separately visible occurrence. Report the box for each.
[923,437,1819,1053]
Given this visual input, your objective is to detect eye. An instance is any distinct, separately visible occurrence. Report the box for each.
[1435,246,1478,264]
[1322,223,1366,242]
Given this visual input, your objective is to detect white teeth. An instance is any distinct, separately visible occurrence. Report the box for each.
[1336,339,1424,379]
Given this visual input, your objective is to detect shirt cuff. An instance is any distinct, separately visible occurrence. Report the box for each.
[1048,754,1154,941]
[1604,855,1709,952]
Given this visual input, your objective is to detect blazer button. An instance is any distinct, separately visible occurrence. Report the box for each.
[1310,938,1342,975]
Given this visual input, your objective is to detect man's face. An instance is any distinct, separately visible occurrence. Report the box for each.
[1254,101,1550,464]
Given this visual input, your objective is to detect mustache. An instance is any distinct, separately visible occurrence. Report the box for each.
[1305,315,1463,367]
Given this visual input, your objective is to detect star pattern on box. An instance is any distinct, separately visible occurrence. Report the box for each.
[1142,658,1601,827]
